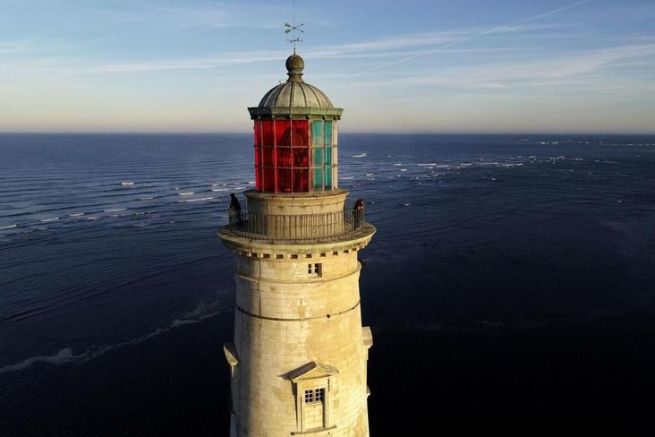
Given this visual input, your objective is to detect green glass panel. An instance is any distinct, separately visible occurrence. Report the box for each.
[312,121,324,146]
[313,147,323,166]
[325,167,332,189]
[324,121,332,146]
[314,168,323,189]
[325,147,332,165]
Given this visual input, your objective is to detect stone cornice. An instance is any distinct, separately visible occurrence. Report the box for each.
[248,106,343,119]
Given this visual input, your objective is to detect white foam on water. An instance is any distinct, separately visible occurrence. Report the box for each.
[248,181,255,185]
[69,212,85,217]
[340,176,354,180]
[393,163,403,166]
[185,197,214,202]
[0,301,228,375]
[0,348,76,373]
[0,224,17,230]
[41,217,59,223]
[233,186,246,190]
[417,163,437,167]
[211,188,229,192]
[179,192,194,196]
[105,208,126,212]
[120,181,134,187]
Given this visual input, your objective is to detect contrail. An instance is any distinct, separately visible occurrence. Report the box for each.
[364,0,592,72]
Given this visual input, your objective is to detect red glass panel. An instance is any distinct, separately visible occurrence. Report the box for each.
[277,168,292,192]
[276,146,292,167]
[291,120,309,147]
[275,120,292,147]
[255,165,262,191]
[254,121,262,147]
[263,167,275,192]
[293,169,309,192]
[293,148,309,167]
[262,120,274,146]
[263,146,274,166]
[254,144,261,166]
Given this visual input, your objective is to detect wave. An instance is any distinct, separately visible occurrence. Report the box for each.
[178,192,194,196]
[69,212,85,217]
[0,301,228,375]
[185,197,214,202]
[0,348,77,373]
[104,208,126,212]
[0,224,17,230]
[41,217,59,223]
[211,188,229,192]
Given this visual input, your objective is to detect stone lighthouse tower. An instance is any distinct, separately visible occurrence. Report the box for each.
[218,53,375,437]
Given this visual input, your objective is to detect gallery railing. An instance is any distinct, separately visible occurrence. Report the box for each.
[225,200,365,241]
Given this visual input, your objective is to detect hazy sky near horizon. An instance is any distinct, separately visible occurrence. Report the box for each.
[1,0,654,134]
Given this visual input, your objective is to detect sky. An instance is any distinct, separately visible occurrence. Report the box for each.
[1,0,654,134]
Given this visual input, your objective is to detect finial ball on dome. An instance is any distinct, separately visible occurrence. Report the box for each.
[286,54,304,80]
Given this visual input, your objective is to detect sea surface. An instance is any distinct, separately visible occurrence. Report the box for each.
[1,133,655,436]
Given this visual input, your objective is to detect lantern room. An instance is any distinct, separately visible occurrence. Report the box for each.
[248,53,343,193]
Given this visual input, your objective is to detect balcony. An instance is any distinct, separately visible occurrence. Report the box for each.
[222,200,369,242]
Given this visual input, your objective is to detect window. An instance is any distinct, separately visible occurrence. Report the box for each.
[253,119,338,193]
[308,263,322,276]
[304,388,325,404]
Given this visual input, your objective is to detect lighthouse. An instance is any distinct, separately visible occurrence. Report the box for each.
[219,53,375,436]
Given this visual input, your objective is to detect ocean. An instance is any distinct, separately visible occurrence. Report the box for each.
[1,133,655,435]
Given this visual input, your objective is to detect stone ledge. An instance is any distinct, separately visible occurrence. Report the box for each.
[291,425,337,436]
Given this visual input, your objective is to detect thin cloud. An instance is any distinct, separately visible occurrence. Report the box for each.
[350,44,655,91]
[0,41,31,54]
[309,24,562,57]
[363,0,592,72]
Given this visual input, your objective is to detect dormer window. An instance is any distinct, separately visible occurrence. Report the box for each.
[287,362,339,434]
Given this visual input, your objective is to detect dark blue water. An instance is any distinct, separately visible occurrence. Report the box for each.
[1,133,655,435]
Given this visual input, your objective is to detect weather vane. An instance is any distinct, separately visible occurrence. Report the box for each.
[284,0,304,53]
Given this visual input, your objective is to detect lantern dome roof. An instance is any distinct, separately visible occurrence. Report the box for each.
[248,53,343,119]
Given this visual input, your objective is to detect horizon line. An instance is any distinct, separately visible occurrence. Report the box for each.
[1,131,654,137]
